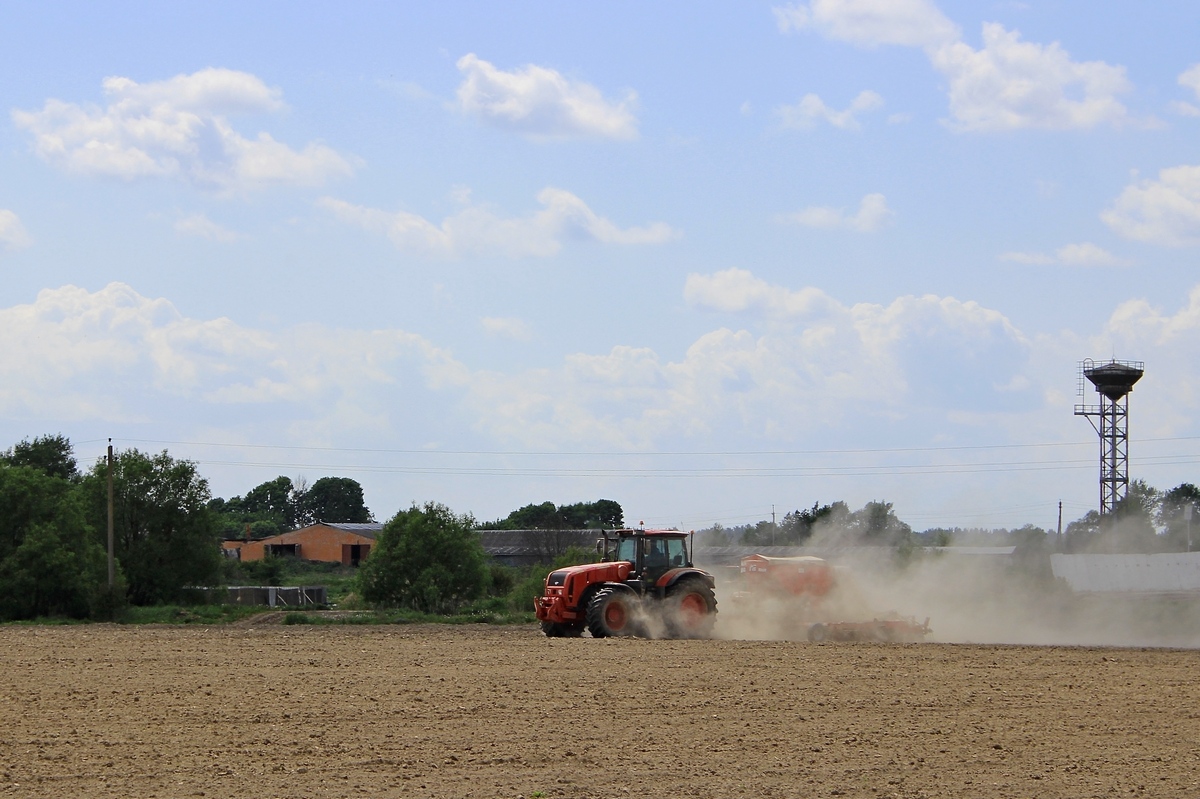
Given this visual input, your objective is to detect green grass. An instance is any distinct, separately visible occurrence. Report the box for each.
[6,552,573,627]
[222,557,360,603]
[118,604,265,624]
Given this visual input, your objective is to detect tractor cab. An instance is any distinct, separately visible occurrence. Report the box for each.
[604,529,692,588]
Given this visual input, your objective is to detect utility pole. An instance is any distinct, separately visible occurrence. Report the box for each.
[107,439,115,589]
[771,505,776,546]
[1057,501,1063,552]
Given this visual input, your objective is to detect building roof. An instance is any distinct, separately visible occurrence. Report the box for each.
[925,546,1017,556]
[319,522,384,534]
[250,522,385,546]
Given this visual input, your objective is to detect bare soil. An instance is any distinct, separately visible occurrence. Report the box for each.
[1,623,1198,799]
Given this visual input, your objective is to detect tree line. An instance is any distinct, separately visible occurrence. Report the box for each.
[698,480,1200,556]
[698,500,914,548]
[209,474,372,539]
[0,434,380,620]
[0,434,629,621]
[477,499,624,530]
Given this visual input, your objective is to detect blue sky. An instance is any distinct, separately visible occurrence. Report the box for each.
[2,0,1199,531]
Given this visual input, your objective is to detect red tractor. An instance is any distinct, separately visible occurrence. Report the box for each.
[535,528,718,639]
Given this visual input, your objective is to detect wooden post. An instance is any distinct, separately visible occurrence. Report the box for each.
[1056,500,1063,552]
[107,440,115,588]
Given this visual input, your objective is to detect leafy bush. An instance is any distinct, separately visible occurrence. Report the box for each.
[239,553,287,585]
[357,502,489,613]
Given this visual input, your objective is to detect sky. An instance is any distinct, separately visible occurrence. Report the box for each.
[2,0,1199,532]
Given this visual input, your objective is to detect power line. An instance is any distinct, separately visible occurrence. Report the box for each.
[177,453,1199,479]
[111,436,1108,457]
[115,434,1200,459]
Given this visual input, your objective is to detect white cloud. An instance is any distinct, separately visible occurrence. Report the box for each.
[319,187,679,258]
[683,268,837,316]
[174,213,242,242]
[461,268,1029,448]
[929,24,1132,132]
[0,210,33,253]
[773,0,959,48]
[999,242,1129,267]
[481,317,533,341]
[10,274,1200,497]
[778,192,893,232]
[1180,64,1200,99]
[12,68,355,192]
[776,90,883,131]
[0,283,466,428]
[1086,287,1200,436]
[778,3,1134,132]
[1056,242,1129,266]
[1171,65,1200,117]
[0,275,1030,452]
[455,53,638,140]
[997,251,1055,265]
[1106,285,1200,346]
[1101,165,1200,247]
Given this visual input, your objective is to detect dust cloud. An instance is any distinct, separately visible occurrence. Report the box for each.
[700,520,1200,649]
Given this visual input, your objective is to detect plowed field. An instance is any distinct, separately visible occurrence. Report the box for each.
[1,624,1197,798]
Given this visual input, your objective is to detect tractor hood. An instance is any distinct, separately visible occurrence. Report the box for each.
[547,560,632,587]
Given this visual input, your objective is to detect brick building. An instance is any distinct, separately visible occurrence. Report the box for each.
[224,522,383,566]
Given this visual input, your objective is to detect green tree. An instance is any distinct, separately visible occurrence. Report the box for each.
[1,434,79,482]
[299,476,371,524]
[481,499,625,530]
[1010,524,1054,581]
[587,499,623,528]
[0,462,109,620]
[358,502,488,613]
[851,500,912,545]
[1064,510,1102,553]
[742,519,781,546]
[778,501,848,545]
[504,501,559,529]
[1110,479,1159,553]
[1159,483,1200,552]
[81,449,221,605]
[556,499,623,528]
[211,475,304,539]
[696,522,731,547]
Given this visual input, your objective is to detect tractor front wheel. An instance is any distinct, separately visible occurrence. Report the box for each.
[586,587,641,638]
[664,578,717,639]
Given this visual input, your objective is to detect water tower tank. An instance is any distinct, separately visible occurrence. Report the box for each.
[1084,361,1143,401]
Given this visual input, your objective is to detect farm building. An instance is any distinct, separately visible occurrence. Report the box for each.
[227,522,383,565]
[1050,552,1200,595]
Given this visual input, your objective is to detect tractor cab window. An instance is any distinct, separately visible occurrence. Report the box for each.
[665,537,687,568]
[615,537,637,564]
[643,538,671,574]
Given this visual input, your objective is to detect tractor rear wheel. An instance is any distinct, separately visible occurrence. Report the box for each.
[664,578,717,639]
[541,621,583,638]
[586,587,641,638]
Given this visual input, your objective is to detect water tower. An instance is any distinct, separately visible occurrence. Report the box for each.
[1074,359,1144,514]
